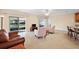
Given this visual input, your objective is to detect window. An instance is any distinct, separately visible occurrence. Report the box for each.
[9,16,25,32]
[39,19,47,27]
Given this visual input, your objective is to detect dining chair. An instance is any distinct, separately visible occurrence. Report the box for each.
[67,26,71,35]
[67,26,74,37]
[74,28,79,40]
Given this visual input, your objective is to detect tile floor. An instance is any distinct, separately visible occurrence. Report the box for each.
[24,31,79,49]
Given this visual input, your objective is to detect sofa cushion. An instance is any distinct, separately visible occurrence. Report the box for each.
[0,30,9,43]
[9,32,19,39]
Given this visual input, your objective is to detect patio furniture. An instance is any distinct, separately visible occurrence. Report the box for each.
[34,27,47,39]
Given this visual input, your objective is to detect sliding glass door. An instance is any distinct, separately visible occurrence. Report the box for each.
[39,19,46,27]
[9,16,19,32]
[19,18,25,32]
[9,16,25,32]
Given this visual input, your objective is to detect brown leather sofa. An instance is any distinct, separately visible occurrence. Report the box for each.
[0,29,25,49]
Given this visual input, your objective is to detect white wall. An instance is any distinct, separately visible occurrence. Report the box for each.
[0,13,39,32]
[0,12,76,32]
[26,15,39,31]
[50,13,75,31]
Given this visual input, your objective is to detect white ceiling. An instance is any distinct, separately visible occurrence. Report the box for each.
[0,9,79,16]
[15,9,52,15]
[12,9,79,16]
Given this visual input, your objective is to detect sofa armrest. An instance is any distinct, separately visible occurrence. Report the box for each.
[9,35,20,39]
[0,37,25,49]
[9,32,18,36]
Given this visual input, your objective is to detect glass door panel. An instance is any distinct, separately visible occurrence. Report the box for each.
[9,16,19,32]
[9,16,26,32]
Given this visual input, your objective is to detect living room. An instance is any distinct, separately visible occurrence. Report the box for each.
[0,9,79,49]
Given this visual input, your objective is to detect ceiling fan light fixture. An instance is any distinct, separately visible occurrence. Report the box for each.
[45,13,49,16]
[0,15,4,17]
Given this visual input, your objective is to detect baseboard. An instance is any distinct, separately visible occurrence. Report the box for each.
[55,28,67,32]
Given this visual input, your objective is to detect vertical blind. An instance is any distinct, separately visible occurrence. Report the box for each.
[0,17,1,29]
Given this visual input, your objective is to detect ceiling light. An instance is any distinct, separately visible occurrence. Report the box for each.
[0,15,4,17]
[44,9,51,16]
[45,13,49,16]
